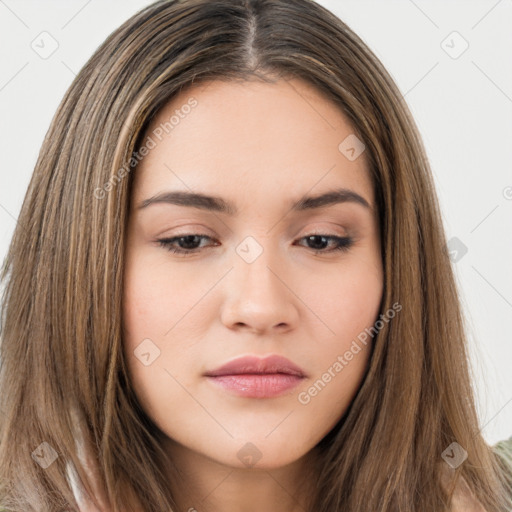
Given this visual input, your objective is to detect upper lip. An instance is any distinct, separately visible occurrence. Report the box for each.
[204,355,306,378]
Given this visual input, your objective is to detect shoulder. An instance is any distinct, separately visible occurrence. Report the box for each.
[439,436,512,512]
[449,474,488,512]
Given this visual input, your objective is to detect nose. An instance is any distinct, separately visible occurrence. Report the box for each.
[220,243,300,335]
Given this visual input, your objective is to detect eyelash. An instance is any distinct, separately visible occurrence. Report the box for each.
[156,233,354,256]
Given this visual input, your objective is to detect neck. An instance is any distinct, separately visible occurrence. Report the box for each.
[163,438,320,512]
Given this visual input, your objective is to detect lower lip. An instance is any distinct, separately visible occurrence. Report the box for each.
[206,374,303,398]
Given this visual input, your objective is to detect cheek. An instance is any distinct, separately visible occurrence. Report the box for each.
[121,268,185,429]
[304,256,383,344]
[297,254,383,395]
[122,251,201,344]
[293,267,383,434]
[121,253,210,413]
[123,281,168,341]
[334,269,383,335]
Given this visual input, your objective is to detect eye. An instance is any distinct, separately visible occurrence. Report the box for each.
[157,234,217,255]
[294,234,353,254]
[156,233,353,256]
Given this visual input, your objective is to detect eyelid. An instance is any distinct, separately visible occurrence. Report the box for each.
[156,223,216,236]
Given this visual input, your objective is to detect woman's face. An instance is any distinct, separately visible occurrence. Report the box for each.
[123,77,383,470]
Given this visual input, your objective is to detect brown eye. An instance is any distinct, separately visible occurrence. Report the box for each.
[296,234,353,253]
[157,234,216,255]
[157,233,353,257]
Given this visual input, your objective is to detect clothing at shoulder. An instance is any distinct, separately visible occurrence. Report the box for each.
[443,438,512,512]
[493,435,512,509]
[493,435,512,471]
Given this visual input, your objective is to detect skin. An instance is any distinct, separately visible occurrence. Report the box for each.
[438,464,488,512]
[122,77,384,512]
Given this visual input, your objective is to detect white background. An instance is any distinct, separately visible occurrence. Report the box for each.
[0,0,511,445]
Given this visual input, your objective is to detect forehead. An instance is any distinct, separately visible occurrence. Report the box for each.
[132,77,373,208]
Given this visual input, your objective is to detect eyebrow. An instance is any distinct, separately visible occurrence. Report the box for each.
[137,187,371,214]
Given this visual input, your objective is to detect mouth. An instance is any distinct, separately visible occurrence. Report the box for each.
[204,354,307,399]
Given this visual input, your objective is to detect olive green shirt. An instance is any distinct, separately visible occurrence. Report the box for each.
[493,435,512,505]
[494,435,512,467]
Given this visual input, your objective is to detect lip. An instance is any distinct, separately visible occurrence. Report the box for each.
[204,355,307,398]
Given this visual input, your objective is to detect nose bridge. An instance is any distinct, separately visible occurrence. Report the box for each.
[233,234,284,297]
[220,234,298,332]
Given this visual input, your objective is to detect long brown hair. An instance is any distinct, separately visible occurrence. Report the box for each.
[1,0,511,510]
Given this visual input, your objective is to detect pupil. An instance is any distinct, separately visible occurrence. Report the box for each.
[308,235,327,250]
[181,235,199,249]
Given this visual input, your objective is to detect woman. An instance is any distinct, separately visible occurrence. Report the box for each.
[1,0,511,510]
